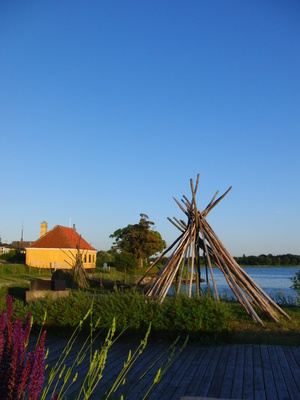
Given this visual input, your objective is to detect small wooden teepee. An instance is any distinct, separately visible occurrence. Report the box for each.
[138,174,290,326]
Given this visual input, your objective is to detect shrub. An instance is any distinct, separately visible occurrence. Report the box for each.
[291,271,300,293]
[1,290,236,343]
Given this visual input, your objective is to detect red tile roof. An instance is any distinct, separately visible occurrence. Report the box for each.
[29,225,96,251]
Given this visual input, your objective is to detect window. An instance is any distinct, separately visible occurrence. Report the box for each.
[89,254,91,263]
[84,255,86,263]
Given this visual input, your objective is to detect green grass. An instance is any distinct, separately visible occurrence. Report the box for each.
[0,263,52,283]
[1,268,299,345]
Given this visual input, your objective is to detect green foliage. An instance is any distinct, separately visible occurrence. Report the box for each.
[0,291,236,343]
[110,213,166,268]
[96,250,114,269]
[291,271,300,295]
[114,251,138,274]
[0,250,25,263]
[234,253,300,266]
[0,263,52,285]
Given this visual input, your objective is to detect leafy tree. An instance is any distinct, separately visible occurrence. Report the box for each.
[110,214,167,268]
[96,250,114,269]
[114,251,138,275]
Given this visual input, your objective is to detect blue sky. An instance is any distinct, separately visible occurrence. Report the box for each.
[1,1,299,256]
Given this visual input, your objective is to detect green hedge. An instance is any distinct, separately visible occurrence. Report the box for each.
[0,289,235,343]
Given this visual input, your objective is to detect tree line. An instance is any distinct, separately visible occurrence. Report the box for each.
[233,254,300,266]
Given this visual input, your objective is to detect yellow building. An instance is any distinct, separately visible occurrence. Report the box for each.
[26,222,97,270]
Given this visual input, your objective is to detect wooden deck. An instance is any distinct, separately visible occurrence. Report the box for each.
[39,335,300,399]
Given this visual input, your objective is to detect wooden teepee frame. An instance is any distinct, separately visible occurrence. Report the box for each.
[138,174,290,326]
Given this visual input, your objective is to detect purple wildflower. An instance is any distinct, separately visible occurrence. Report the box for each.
[23,310,31,346]
[0,312,6,365]
[21,311,31,364]
[5,296,13,352]
[0,296,47,400]
[27,330,46,400]
[7,318,23,399]
[17,351,34,399]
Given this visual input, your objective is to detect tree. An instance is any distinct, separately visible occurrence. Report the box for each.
[96,250,114,269]
[110,214,167,268]
[114,251,138,274]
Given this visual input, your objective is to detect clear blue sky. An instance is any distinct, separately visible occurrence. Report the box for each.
[1,1,299,256]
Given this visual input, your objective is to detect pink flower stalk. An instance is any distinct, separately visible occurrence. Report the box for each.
[0,311,6,365]
[27,330,46,400]
[0,296,47,400]
[21,311,31,364]
[5,295,13,351]
[17,351,34,399]
[7,318,24,399]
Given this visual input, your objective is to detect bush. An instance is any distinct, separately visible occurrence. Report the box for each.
[291,271,300,293]
[3,290,236,342]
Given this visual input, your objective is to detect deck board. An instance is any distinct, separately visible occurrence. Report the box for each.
[260,344,278,400]
[37,335,300,399]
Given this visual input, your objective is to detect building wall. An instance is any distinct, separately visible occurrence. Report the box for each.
[26,248,97,269]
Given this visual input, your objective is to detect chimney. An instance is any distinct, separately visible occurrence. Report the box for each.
[40,221,48,237]
[73,224,76,231]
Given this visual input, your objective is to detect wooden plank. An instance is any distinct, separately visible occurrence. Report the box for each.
[282,346,300,392]
[260,345,278,400]
[231,344,245,400]
[151,345,208,399]
[196,345,223,397]
[207,345,231,398]
[218,344,238,399]
[253,344,266,399]
[150,345,203,399]
[242,344,254,399]
[35,337,300,400]
[119,342,172,399]
[268,345,290,400]
[275,345,300,399]
[183,346,216,397]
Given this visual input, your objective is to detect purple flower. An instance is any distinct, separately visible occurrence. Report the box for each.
[22,311,31,363]
[0,312,6,365]
[0,296,47,400]
[23,311,31,345]
[5,296,13,353]
[27,330,46,400]
[17,351,34,399]
[7,318,23,399]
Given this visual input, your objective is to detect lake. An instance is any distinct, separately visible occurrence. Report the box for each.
[170,266,300,302]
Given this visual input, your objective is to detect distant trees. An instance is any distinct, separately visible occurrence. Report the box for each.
[109,214,166,269]
[234,254,300,266]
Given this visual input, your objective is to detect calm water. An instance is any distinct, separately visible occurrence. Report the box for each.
[170,266,300,301]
